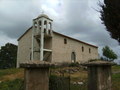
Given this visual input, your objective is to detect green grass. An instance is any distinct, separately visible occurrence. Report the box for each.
[112,73,120,78]
[0,68,23,77]
[0,68,24,90]
[70,84,87,90]
[112,73,120,90]
[112,65,120,71]
[0,79,24,90]
[112,65,120,90]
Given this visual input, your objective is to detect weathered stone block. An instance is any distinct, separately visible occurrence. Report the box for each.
[20,61,54,90]
[83,60,114,90]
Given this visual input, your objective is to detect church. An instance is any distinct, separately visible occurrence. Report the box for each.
[17,14,98,67]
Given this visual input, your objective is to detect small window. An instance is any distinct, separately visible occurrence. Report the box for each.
[82,46,84,52]
[64,38,67,44]
[30,52,32,60]
[89,48,91,53]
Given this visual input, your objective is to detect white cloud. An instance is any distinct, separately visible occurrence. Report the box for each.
[0,0,119,62]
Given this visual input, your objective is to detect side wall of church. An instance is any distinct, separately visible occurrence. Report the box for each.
[17,30,98,67]
[52,33,98,63]
[17,29,32,67]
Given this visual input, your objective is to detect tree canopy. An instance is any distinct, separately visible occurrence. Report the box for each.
[0,43,17,69]
[100,0,120,44]
[102,46,117,61]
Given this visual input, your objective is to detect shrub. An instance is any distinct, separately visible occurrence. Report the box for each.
[0,79,24,90]
[69,62,79,67]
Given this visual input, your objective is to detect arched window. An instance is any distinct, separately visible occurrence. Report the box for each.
[82,46,84,52]
[39,21,41,26]
[44,20,47,25]
[44,20,47,29]
[71,52,76,62]
[39,21,42,29]
[49,22,52,30]
[34,22,37,28]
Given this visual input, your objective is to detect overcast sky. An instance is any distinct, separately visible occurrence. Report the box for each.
[0,0,120,62]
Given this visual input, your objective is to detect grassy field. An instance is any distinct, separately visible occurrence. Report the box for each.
[0,65,120,90]
[112,65,120,90]
[0,68,23,82]
[0,68,24,90]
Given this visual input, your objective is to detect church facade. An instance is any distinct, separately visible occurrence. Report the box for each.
[17,14,98,67]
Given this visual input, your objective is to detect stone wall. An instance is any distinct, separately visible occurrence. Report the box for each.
[17,28,32,67]
[17,29,98,67]
[52,33,98,63]
[20,61,53,90]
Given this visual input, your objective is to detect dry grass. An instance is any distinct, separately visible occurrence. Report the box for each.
[50,66,87,83]
[1,71,24,81]
[112,65,120,73]
[0,68,24,81]
[70,71,87,82]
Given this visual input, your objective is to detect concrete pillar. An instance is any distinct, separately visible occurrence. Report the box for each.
[83,61,114,90]
[20,61,54,90]
[40,19,44,61]
[46,21,48,35]
[50,22,52,35]
[31,20,35,61]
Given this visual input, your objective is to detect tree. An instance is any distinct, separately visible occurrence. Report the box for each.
[102,46,117,61]
[99,0,120,44]
[0,43,17,69]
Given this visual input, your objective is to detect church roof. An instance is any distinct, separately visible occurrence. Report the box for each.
[33,14,53,21]
[18,27,98,48]
[38,14,49,18]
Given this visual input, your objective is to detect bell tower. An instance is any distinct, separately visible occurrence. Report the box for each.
[31,14,53,61]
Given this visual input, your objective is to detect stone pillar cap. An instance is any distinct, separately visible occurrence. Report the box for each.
[20,60,55,68]
[82,60,115,66]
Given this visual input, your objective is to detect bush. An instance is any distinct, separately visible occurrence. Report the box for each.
[49,75,70,90]
[69,62,79,67]
[88,59,100,62]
